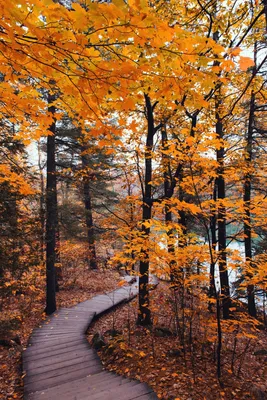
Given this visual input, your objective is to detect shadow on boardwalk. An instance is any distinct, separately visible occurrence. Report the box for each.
[23,279,158,400]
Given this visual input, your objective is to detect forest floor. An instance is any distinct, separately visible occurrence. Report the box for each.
[88,280,267,400]
[1,269,266,400]
[0,267,122,400]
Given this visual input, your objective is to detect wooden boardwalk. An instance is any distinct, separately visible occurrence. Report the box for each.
[23,279,158,400]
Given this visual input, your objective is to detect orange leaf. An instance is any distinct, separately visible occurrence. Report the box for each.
[239,56,254,71]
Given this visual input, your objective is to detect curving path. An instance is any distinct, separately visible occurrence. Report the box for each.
[23,278,158,400]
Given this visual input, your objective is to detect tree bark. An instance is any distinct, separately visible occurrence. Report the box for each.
[209,180,217,298]
[55,204,61,291]
[38,141,45,261]
[45,92,57,315]
[215,92,230,319]
[161,129,176,282]
[244,90,256,317]
[263,0,267,32]
[137,94,154,326]
[178,173,187,249]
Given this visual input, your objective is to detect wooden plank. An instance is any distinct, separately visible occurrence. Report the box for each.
[24,339,88,356]
[45,316,89,322]
[24,348,96,365]
[35,325,88,331]
[50,311,89,317]
[35,322,87,327]
[29,379,139,400]
[24,349,97,369]
[35,322,88,328]
[29,334,85,345]
[32,323,85,331]
[43,311,90,318]
[31,328,81,335]
[52,313,91,318]
[26,338,86,349]
[31,332,82,339]
[39,324,87,330]
[25,354,100,377]
[87,302,114,311]
[38,320,86,324]
[31,331,82,337]
[23,343,91,361]
[24,364,103,394]
[27,371,119,399]
[30,333,82,339]
[78,382,153,400]
[27,374,132,400]
[25,359,101,384]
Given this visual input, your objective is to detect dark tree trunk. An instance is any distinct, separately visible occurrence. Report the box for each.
[209,181,217,298]
[82,152,97,270]
[10,194,19,275]
[161,129,176,282]
[125,170,135,272]
[178,176,187,249]
[215,94,230,319]
[38,142,45,261]
[178,113,197,252]
[137,94,155,326]
[216,295,222,379]
[55,204,61,292]
[45,92,57,315]
[177,112,198,259]
[244,90,256,317]
[212,25,230,318]
[263,0,267,32]
[84,181,97,269]
[130,202,135,272]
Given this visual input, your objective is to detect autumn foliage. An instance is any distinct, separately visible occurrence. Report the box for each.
[0,0,267,398]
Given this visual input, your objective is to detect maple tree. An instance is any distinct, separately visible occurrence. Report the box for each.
[1,0,267,397]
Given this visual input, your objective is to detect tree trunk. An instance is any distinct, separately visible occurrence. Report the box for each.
[244,90,256,317]
[82,151,97,270]
[130,201,135,272]
[161,129,176,282]
[125,170,135,272]
[209,180,217,298]
[263,0,267,32]
[177,114,197,274]
[55,204,61,291]
[215,94,230,319]
[38,141,45,261]
[178,175,187,249]
[45,92,57,315]
[137,94,154,326]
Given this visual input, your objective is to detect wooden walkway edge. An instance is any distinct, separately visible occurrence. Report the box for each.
[23,278,158,400]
